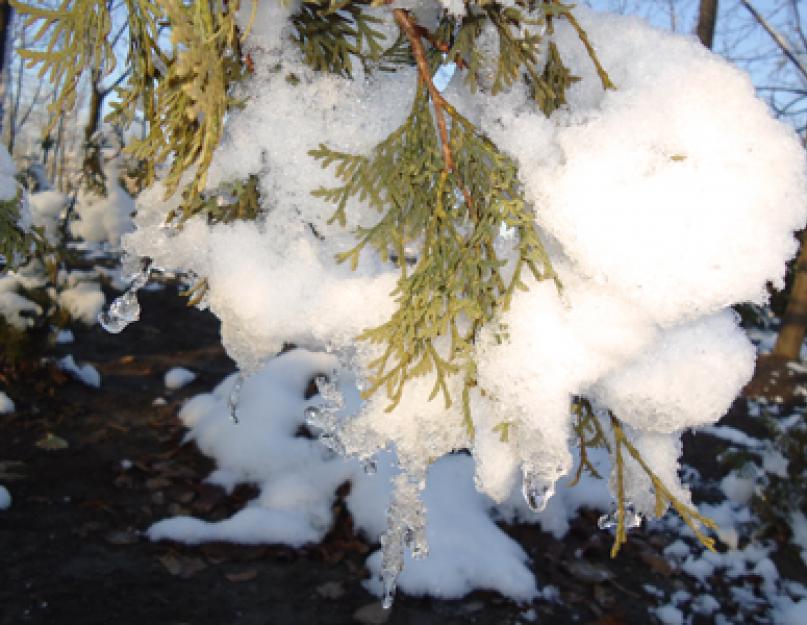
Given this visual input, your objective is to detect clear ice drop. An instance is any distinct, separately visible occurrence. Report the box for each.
[98,259,152,334]
[521,467,556,513]
[227,374,244,424]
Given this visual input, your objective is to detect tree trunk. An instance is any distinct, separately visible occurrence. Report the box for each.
[81,76,106,190]
[0,2,12,134]
[773,232,807,361]
[7,23,23,154]
[696,0,719,49]
[0,2,10,73]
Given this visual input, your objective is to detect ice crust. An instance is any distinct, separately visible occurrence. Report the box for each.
[125,2,807,600]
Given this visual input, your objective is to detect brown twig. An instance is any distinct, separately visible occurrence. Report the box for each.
[393,9,476,218]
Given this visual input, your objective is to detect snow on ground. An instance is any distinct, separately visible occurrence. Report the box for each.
[58,356,101,389]
[791,512,807,567]
[0,391,14,414]
[640,394,807,624]
[145,342,807,614]
[55,329,74,344]
[116,1,807,611]
[0,485,11,510]
[164,367,196,390]
[148,349,610,601]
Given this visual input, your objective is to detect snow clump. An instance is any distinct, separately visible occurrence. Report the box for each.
[58,355,101,388]
[0,390,14,414]
[71,162,135,247]
[164,367,196,390]
[123,2,807,600]
[0,485,11,510]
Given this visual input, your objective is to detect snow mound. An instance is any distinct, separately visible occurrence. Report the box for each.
[164,367,196,390]
[0,485,11,510]
[148,350,608,600]
[58,355,101,388]
[0,391,14,414]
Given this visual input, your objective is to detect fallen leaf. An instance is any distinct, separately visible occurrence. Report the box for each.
[225,568,258,583]
[35,432,69,450]
[158,553,207,578]
[638,551,674,577]
[564,560,613,584]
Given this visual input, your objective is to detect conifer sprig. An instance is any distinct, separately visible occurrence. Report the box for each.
[292,0,387,77]
[311,10,557,432]
[567,404,720,557]
[127,0,249,221]
[568,398,608,486]
[0,194,47,270]
[445,1,613,115]
[12,0,254,223]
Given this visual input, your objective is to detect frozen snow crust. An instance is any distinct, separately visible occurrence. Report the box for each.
[126,1,807,602]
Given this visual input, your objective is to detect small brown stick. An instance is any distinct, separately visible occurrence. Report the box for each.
[393,9,476,218]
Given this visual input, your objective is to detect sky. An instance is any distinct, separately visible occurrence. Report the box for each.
[584,0,807,136]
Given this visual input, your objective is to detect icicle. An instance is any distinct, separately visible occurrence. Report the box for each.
[597,503,643,530]
[303,371,348,454]
[521,465,557,513]
[379,473,429,609]
[98,257,152,334]
[227,373,244,424]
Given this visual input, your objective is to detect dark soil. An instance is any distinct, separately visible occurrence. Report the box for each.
[0,283,803,625]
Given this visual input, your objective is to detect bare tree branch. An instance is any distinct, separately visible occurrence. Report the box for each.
[741,0,807,84]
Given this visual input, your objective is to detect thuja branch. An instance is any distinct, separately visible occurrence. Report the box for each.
[311,91,555,422]
[608,412,718,557]
[393,9,475,217]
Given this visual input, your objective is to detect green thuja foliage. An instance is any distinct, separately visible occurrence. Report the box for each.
[127,0,250,221]
[313,83,555,434]
[446,1,612,114]
[180,174,262,225]
[311,1,612,434]
[1,193,32,267]
[7,0,717,558]
[10,0,114,136]
[0,193,46,270]
[292,0,387,76]
[12,0,255,223]
[570,399,718,556]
